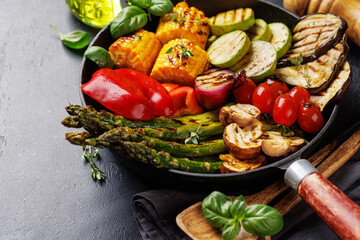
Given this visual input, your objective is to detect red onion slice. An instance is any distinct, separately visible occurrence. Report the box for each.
[195,68,235,110]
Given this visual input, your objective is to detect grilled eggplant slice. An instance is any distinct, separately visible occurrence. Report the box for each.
[274,36,349,94]
[230,40,277,81]
[209,8,255,36]
[311,61,352,111]
[278,13,347,67]
[207,30,250,68]
[220,154,266,173]
[223,121,263,160]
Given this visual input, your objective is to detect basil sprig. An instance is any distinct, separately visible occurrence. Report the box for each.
[110,6,148,39]
[110,0,173,39]
[146,0,174,16]
[50,25,90,49]
[202,191,283,240]
[84,46,113,69]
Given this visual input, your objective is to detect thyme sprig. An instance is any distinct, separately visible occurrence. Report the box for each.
[166,43,194,61]
[82,145,105,181]
[169,13,207,26]
[290,53,312,87]
[184,124,202,144]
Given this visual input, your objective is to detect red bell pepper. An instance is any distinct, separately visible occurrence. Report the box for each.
[161,83,180,93]
[81,68,174,120]
[161,84,204,117]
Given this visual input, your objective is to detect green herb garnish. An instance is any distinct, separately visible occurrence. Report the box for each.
[135,35,142,40]
[50,25,90,49]
[178,15,185,25]
[84,46,113,69]
[170,12,178,21]
[184,124,201,144]
[82,146,105,181]
[166,43,194,61]
[290,53,303,68]
[290,53,312,86]
[202,191,283,239]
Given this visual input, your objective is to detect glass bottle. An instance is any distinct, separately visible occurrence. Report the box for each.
[65,0,122,28]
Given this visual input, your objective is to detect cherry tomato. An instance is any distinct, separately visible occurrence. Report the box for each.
[298,103,324,133]
[272,94,298,126]
[252,83,278,114]
[265,78,289,96]
[233,71,257,104]
[289,86,311,108]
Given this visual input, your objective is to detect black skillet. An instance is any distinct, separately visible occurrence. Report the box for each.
[80,0,340,192]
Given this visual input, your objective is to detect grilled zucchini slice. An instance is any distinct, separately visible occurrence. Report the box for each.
[209,8,255,36]
[207,30,250,68]
[247,19,272,42]
[230,40,277,81]
[274,36,349,94]
[268,22,292,59]
[278,13,347,67]
[311,61,352,111]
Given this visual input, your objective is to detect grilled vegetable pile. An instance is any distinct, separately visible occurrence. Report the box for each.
[65,2,353,175]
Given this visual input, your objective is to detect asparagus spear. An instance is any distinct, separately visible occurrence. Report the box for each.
[62,116,81,128]
[65,131,222,173]
[65,132,111,148]
[115,142,222,173]
[63,105,224,140]
[97,127,227,157]
[65,105,220,129]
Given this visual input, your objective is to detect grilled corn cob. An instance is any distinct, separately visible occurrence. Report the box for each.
[150,38,210,86]
[109,29,162,75]
[156,1,210,49]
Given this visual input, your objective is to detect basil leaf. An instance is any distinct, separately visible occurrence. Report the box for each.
[84,46,113,69]
[128,0,151,9]
[147,0,174,16]
[222,221,241,240]
[230,195,246,221]
[202,191,234,228]
[242,204,283,236]
[110,6,148,39]
[50,25,90,49]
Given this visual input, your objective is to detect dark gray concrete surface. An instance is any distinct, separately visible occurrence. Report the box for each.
[0,0,359,239]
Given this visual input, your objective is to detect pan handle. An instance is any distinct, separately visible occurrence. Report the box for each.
[284,159,360,239]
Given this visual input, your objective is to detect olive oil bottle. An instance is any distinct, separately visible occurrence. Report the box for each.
[65,0,122,28]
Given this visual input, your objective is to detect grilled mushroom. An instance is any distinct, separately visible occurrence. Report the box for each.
[261,131,305,157]
[223,120,263,160]
[219,103,261,127]
[219,154,266,173]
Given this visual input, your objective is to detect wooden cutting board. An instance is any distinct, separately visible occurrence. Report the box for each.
[176,200,271,240]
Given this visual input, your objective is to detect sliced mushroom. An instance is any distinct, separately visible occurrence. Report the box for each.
[219,103,261,127]
[220,154,267,173]
[261,131,305,157]
[223,121,263,160]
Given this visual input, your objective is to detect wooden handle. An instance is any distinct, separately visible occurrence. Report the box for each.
[298,172,360,239]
